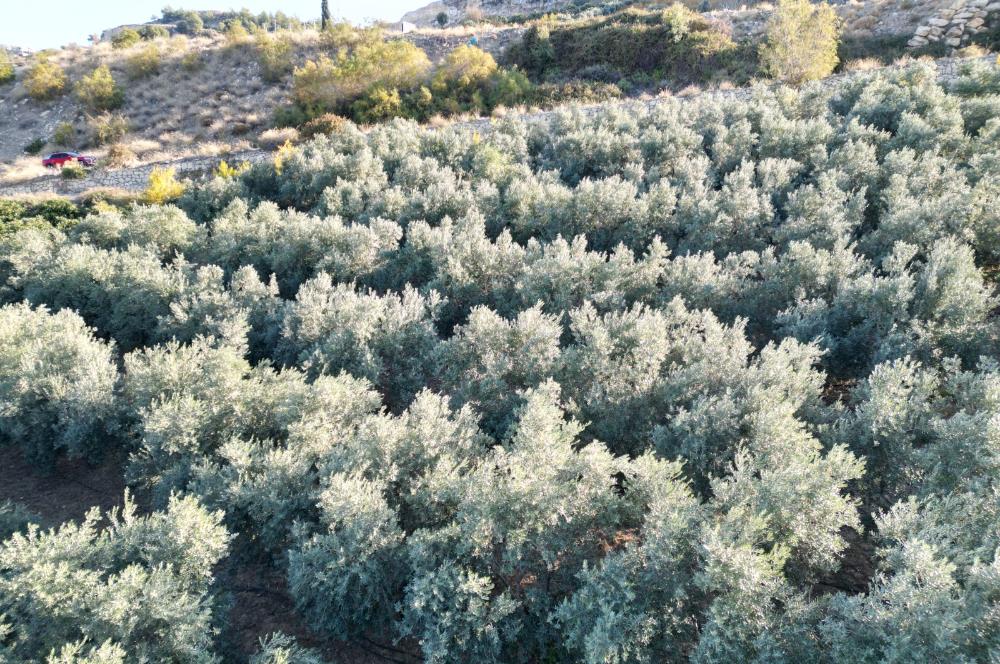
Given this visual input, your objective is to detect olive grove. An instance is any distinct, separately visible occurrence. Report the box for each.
[1,59,1000,662]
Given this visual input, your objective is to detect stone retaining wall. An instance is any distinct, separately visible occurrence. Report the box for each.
[909,0,999,48]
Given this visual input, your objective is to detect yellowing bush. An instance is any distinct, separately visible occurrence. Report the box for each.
[224,22,252,48]
[760,0,840,85]
[273,140,295,175]
[256,32,294,82]
[432,45,498,90]
[293,40,431,112]
[75,65,124,112]
[0,49,14,85]
[142,167,186,204]
[24,56,67,100]
[214,159,251,179]
[351,86,402,124]
[105,143,137,168]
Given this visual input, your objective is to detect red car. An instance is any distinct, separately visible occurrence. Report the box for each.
[43,152,96,168]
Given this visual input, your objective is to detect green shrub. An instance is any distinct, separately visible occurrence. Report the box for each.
[661,3,693,42]
[2,55,1000,664]
[75,64,124,112]
[505,24,554,78]
[271,103,310,128]
[111,28,141,49]
[0,501,35,540]
[139,24,170,40]
[125,44,161,79]
[23,56,67,100]
[0,200,27,226]
[26,198,83,224]
[0,49,14,85]
[505,8,756,88]
[351,86,404,123]
[171,10,204,35]
[224,20,253,48]
[251,633,326,664]
[51,122,76,148]
[760,0,840,84]
[436,11,449,27]
[61,164,87,180]
[23,137,46,155]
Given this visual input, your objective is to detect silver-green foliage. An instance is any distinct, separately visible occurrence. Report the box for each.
[0,493,230,663]
[0,303,118,464]
[0,58,998,663]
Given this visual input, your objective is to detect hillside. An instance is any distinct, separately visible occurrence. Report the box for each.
[0,24,522,184]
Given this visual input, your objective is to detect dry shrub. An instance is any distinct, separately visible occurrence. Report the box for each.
[844,57,882,72]
[126,44,161,79]
[104,143,137,168]
[300,113,350,139]
[181,50,204,72]
[955,44,989,58]
[258,127,300,148]
[88,113,130,146]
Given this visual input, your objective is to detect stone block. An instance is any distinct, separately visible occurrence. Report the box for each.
[915,25,932,35]
[946,36,962,45]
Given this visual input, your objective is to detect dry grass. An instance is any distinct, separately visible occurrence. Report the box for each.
[955,45,990,59]
[0,157,51,184]
[258,127,300,148]
[844,57,884,72]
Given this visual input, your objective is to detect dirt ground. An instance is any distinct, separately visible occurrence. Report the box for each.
[0,449,127,526]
